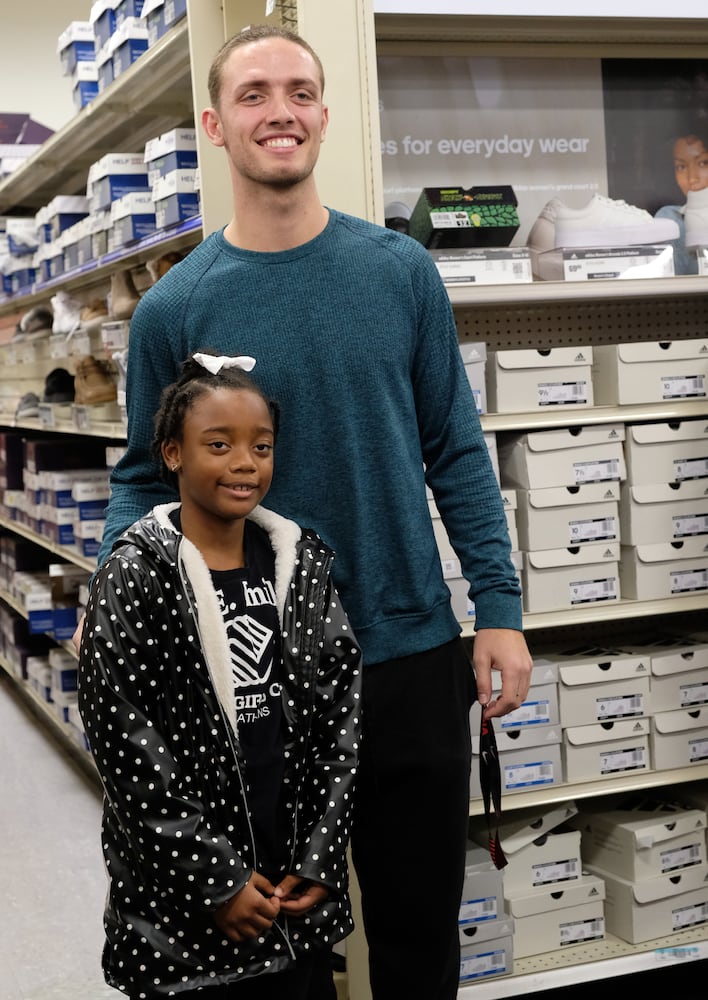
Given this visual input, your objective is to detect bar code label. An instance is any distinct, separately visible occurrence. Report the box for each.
[661,842,703,873]
[675,456,708,481]
[570,576,619,605]
[538,380,589,406]
[595,693,644,720]
[600,745,648,774]
[459,896,498,924]
[560,916,604,945]
[672,899,708,931]
[532,857,580,886]
[501,699,551,728]
[689,736,708,763]
[662,374,706,399]
[671,567,708,594]
[674,512,708,537]
[460,948,508,982]
[569,516,618,543]
[504,759,556,789]
[573,458,621,483]
[681,682,708,707]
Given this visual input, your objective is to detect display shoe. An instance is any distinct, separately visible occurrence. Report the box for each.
[15,391,40,419]
[78,298,109,334]
[51,290,82,336]
[14,304,53,343]
[146,250,183,283]
[43,367,75,404]
[109,268,140,320]
[527,194,680,253]
[683,187,708,248]
[74,355,117,405]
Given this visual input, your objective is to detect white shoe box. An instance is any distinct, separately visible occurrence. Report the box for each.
[516,482,620,551]
[459,341,487,414]
[624,418,708,486]
[498,682,559,732]
[487,347,593,414]
[470,800,579,855]
[459,844,506,936]
[651,706,708,770]
[498,424,626,491]
[500,488,519,551]
[505,874,606,958]
[592,339,708,406]
[522,541,620,614]
[459,921,514,983]
[619,538,708,601]
[549,645,650,728]
[584,861,708,944]
[570,801,707,881]
[470,707,563,797]
[617,633,708,712]
[620,479,708,546]
[502,828,582,894]
[563,717,652,784]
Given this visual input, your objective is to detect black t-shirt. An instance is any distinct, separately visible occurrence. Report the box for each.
[208,521,286,880]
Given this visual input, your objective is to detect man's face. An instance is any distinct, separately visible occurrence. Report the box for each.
[673,135,708,196]
[204,37,328,190]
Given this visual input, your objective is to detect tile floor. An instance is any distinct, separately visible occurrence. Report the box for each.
[0,674,117,1000]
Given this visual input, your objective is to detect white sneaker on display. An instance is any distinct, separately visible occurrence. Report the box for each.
[683,187,708,248]
[527,193,680,253]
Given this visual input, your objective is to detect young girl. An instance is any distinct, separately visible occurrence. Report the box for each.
[78,351,362,1000]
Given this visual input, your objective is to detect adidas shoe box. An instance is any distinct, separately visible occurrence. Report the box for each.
[458,341,487,414]
[496,658,559,734]
[619,537,708,601]
[470,703,563,798]
[487,347,593,413]
[458,844,506,936]
[624,418,708,486]
[547,645,650,729]
[651,706,708,770]
[459,918,514,984]
[592,339,708,406]
[620,479,708,546]
[497,423,626,491]
[502,827,582,895]
[584,862,708,944]
[641,633,708,712]
[505,874,605,958]
[563,717,652,784]
[570,800,707,882]
[522,541,620,614]
[516,482,620,551]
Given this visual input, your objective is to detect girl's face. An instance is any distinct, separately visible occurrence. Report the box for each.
[163,387,274,527]
[673,135,708,195]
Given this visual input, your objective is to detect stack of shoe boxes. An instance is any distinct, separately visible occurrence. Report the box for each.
[57,21,98,111]
[470,656,562,799]
[142,0,188,46]
[496,421,625,614]
[571,797,708,944]
[144,128,200,230]
[486,346,594,414]
[471,803,607,959]
[48,646,79,727]
[457,844,513,984]
[543,644,652,784]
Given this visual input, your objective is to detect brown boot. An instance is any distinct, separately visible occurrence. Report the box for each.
[74,355,117,405]
[109,269,140,319]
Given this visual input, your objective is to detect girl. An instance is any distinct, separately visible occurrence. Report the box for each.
[78,351,362,1000]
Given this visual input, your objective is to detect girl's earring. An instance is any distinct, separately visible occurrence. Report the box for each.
[171,464,179,473]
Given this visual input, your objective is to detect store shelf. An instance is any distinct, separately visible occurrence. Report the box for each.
[0,513,96,574]
[458,926,708,998]
[0,20,193,216]
[480,400,708,433]
[3,412,127,441]
[448,274,708,308]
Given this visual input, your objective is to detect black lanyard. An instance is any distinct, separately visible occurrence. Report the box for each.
[478,714,507,870]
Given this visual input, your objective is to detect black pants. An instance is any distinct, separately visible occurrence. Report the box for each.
[351,638,476,1000]
[143,951,336,1000]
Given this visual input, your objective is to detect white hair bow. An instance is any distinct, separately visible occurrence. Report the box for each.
[192,353,256,375]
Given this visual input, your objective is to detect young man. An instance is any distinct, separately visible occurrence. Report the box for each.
[93,25,532,1000]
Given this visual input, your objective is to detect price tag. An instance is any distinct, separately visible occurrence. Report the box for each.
[70,333,92,357]
[38,403,55,428]
[73,405,91,431]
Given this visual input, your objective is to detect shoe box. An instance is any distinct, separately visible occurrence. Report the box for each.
[111,16,149,80]
[144,127,198,184]
[571,798,708,944]
[57,21,95,77]
[619,479,708,547]
[109,190,156,247]
[408,185,520,250]
[630,633,708,713]
[486,347,594,413]
[87,154,150,213]
[623,418,708,487]
[458,341,487,413]
[505,873,606,957]
[619,536,708,602]
[563,716,652,784]
[142,0,187,47]
[592,339,708,406]
[522,541,620,614]
[497,424,626,491]
[458,844,514,983]
[470,701,563,798]
[545,644,651,729]
[151,169,200,228]
[495,657,559,733]
[515,481,620,552]
[90,0,119,53]
[651,706,708,771]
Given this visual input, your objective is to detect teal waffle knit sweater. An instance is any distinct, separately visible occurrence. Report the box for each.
[101,209,522,665]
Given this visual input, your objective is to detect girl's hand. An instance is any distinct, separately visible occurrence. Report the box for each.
[274,874,329,915]
[214,872,280,941]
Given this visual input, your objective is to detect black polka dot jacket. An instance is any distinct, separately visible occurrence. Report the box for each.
[78,502,362,997]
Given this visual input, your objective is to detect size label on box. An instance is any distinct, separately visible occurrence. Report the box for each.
[501,699,551,728]
[681,681,708,707]
[459,896,498,924]
[570,576,619,605]
[573,458,621,483]
[569,516,618,544]
[661,842,703,874]
[674,512,708,537]
[532,857,580,886]
[595,692,644,720]
[675,456,708,481]
[662,373,706,399]
[504,759,556,789]
[671,567,708,594]
[672,899,708,931]
[688,736,708,763]
[538,380,589,406]
[600,745,648,774]
[560,916,604,946]
[460,948,508,981]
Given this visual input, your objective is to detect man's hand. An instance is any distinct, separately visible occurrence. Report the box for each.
[214,872,280,942]
[472,628,533,720]
[72,612,86,655]
[274,874,329,915]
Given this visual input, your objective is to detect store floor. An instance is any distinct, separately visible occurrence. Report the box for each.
[2,671,707,1000]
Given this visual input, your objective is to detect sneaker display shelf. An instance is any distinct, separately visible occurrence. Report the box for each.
[2,5,708,1000]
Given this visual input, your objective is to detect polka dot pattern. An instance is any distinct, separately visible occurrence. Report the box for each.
[78,510,362,997]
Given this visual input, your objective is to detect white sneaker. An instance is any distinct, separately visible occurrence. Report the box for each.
[527,194,680,254]
[684,187,708,248]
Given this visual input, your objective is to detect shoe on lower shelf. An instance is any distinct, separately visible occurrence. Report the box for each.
[15,391,40,419]
[74,355,117,405]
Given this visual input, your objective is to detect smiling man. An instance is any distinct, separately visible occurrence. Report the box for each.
[96,24,532,1000]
